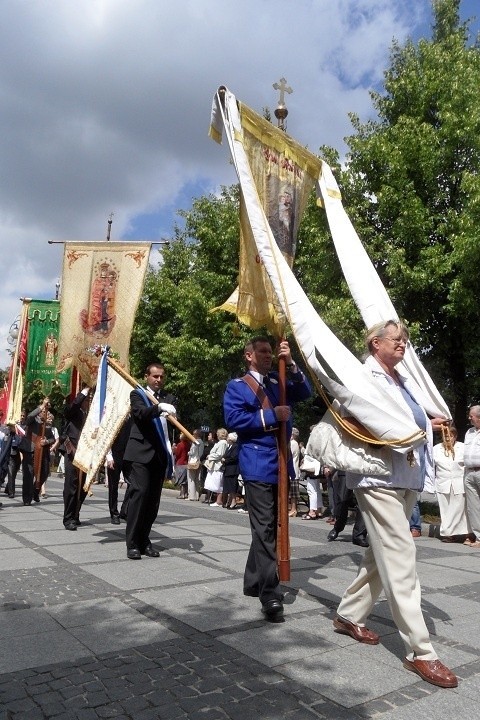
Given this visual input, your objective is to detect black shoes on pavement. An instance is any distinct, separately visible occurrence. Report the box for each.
[127,548,141,559]
[127,544,160,559]
[328,529,369,547]
[352,538,369,547]
[261,599,284,621]
[144,543,160,557]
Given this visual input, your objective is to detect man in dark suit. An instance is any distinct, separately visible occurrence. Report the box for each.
[123,363,176,560]
[62,387,90,530]
[4,409,33,503]
[223,336,311,620]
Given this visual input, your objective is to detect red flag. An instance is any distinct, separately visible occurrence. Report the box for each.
[19,320,28,370]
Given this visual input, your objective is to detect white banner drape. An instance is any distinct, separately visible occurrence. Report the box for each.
[317,161,450,420]
[74,361,131,488]
[211,87,451,448]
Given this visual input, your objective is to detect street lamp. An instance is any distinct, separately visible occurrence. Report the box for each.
[7,319,19,346]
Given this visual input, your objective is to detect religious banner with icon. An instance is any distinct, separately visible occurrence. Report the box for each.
[56,242,151,385]
[24,300,72,396]
[210,87,450,439]
[74,351,131,490]
[210,94,321,336]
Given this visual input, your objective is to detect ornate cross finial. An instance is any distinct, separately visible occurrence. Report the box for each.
[273,77,293,107]
[273,77,292,130]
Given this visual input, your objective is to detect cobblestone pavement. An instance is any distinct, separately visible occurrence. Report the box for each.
[1,478,480,719]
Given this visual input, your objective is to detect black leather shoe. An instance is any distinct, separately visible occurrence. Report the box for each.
[127,548,141,560]
[143,544,160,557]
[8,494,15,499]
[261,599,284,620]
[24,501,32,506]
[33,489,40,503]
[352,537,369,547]
[111,516,121,525]
[64,522,77,531]
[327,529,338,542]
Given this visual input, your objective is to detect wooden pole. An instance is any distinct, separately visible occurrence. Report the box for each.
[106,357,198,445]
[276,345,290,581]
[33,413,46,491]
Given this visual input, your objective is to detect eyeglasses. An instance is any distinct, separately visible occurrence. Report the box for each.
[382,336,407,346]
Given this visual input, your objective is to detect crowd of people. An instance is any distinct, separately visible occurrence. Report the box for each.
[2,327,480,691]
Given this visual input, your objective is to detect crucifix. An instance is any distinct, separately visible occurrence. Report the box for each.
[273,77,292,130]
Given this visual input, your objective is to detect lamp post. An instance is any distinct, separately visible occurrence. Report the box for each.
[7,318,20,348]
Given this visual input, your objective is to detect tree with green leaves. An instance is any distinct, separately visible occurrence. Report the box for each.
[130,186,249,433]
[323,0,480,433]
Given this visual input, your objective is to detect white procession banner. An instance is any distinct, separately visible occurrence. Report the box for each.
[317,162,450,419]
[211,87,434,449]
[74,363,131,487]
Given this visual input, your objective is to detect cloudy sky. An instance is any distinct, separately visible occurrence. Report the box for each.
[0,0,478,367]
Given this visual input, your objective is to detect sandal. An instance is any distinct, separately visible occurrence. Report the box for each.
[301,512,318,520]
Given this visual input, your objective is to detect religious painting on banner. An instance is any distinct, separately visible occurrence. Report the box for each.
[24,300,72,396]
[56,242,151,385]
[212,100,321,335]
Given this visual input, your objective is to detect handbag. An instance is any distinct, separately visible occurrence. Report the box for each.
[306,410,393,476]
[203,457,214,471]
[187,459,200,470]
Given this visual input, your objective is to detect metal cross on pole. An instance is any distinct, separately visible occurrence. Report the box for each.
[273,77,293,131]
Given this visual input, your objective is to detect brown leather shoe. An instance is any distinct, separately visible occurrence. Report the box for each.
[333,616,379,645]
[403,658,458,688]
[410,529,422,538]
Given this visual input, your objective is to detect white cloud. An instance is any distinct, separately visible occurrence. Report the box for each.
[0,0,438,366]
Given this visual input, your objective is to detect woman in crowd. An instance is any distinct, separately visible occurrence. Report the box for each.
[433,427,472,543]
[203,428,228,507]
[186,429,204,501]
[174,432,191,499]
[222,432,240,509]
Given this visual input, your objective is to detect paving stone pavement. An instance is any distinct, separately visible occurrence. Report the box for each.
[1,477,480,719]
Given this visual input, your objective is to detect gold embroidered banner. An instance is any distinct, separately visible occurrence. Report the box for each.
[24,300,72,396]
[215,102,321,336]
[57,242,151,385]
